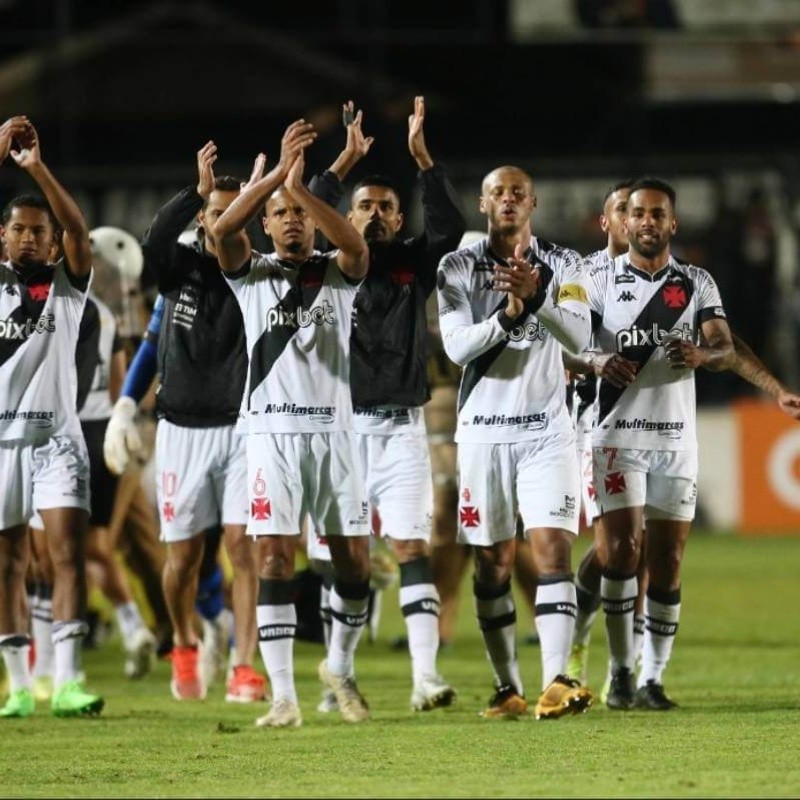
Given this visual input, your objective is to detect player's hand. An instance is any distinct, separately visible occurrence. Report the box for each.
[343,101,374,160]
[278,119,316,176]
[493,244,541,300]
[408,95,433,170]
[777,389,800,420]
[103,397,143,475]
[505,292,524,318]
[9,119,41,170]
[593,352,638,387]
[664,337,704,370]
[196,140,217,199]
[242,152,267,192]
[285,151,305,193]
[0,116,29,164]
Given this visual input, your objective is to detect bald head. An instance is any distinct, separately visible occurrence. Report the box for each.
[263,186,315,257]
[480,165,537,235]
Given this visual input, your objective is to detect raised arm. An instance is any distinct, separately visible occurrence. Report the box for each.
[326,100,374,183]
[213,120,316,273]
[284,152,368,280]
[409,97,466,288]
[10,119,91,277]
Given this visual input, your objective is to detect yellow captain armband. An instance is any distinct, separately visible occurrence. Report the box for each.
[557,283,588,304]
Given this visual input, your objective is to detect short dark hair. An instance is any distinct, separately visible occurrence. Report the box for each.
[201,175,243,209]
[352,174,402,205]
[628,176,677,209]
[603,179,634,205]
[1,193,58,229]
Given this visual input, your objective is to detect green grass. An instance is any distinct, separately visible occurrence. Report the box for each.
[4,534,800,798]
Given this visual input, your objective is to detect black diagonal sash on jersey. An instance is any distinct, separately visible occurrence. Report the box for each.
[597,272,694,424]
[246,265,325,406]
[457,258,553,414]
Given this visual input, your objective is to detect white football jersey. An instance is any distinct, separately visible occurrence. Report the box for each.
[587,253,727,450]
[80,294,118,422]
[437,236,590,444]
[0,261,91,443]
[224,251,358,434]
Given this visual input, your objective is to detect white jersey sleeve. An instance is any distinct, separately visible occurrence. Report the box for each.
[534,251,591,355]
[437,250,509,367]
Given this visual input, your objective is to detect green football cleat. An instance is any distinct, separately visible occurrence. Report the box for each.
[0,688,35,718]
[565,643,589,685]
[51,680,104,717]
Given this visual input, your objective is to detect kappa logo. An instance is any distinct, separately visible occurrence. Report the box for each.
[617,291,636,302]
[266,300,335,332]
[480,278,494,291]
[4,284,17,295]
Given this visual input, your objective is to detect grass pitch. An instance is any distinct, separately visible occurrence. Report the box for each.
[4,534,800,798]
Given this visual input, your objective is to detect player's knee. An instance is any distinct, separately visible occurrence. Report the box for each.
[259,551,293,580]
[605,532,640,571]
[392,538,428,564]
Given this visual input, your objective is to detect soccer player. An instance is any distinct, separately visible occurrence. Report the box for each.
[310,96,464,710]
[126,142,266,702]
[437,165,593,719]
[585,176,737,710]
[30,290,155,692]
[213,120,372,728]
[566,180,800,705]
[0,116,103,718]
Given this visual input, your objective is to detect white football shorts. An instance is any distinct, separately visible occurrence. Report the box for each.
[155,420,248,543]
[592,446,698,522]
[0,435,90,529]
[245,431,369,538]
[456,431,581,546]
[356,432,433,541]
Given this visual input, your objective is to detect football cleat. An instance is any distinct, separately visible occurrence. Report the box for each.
[634,680,678,710]
[51,681,104,717]
[535,674,593,720]
[410,674,456,712]
[565,643,589,685]
[225,665,268,703]
[480,684,528,719]
[316,689,338,713]
[255,697,302,729]
[0,688,35,718]
[318,659,370,723]
[170,645,206,700]
[32,675,53,702]
[606,667,635,710]
[124,626,157,680]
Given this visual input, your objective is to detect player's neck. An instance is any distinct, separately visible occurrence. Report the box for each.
[607,239,626,258]
[627,248,671,273]
[488,229,531,261]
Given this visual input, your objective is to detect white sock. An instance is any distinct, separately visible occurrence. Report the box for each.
[31,594,54,679]
[327,582,369,677]
[474,579,522,695]
[256,603,297,704]
[601,574,637,672]
[319,584,332,651]
[0,635,33,691]
[52,620,88,688]
[400,583,440,686]
[115,601,145,647]
[633,613,645,667]
[638,588,681,687]
[535,578,577,688]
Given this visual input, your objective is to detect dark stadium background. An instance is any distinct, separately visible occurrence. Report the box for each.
[1,0,799,412]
